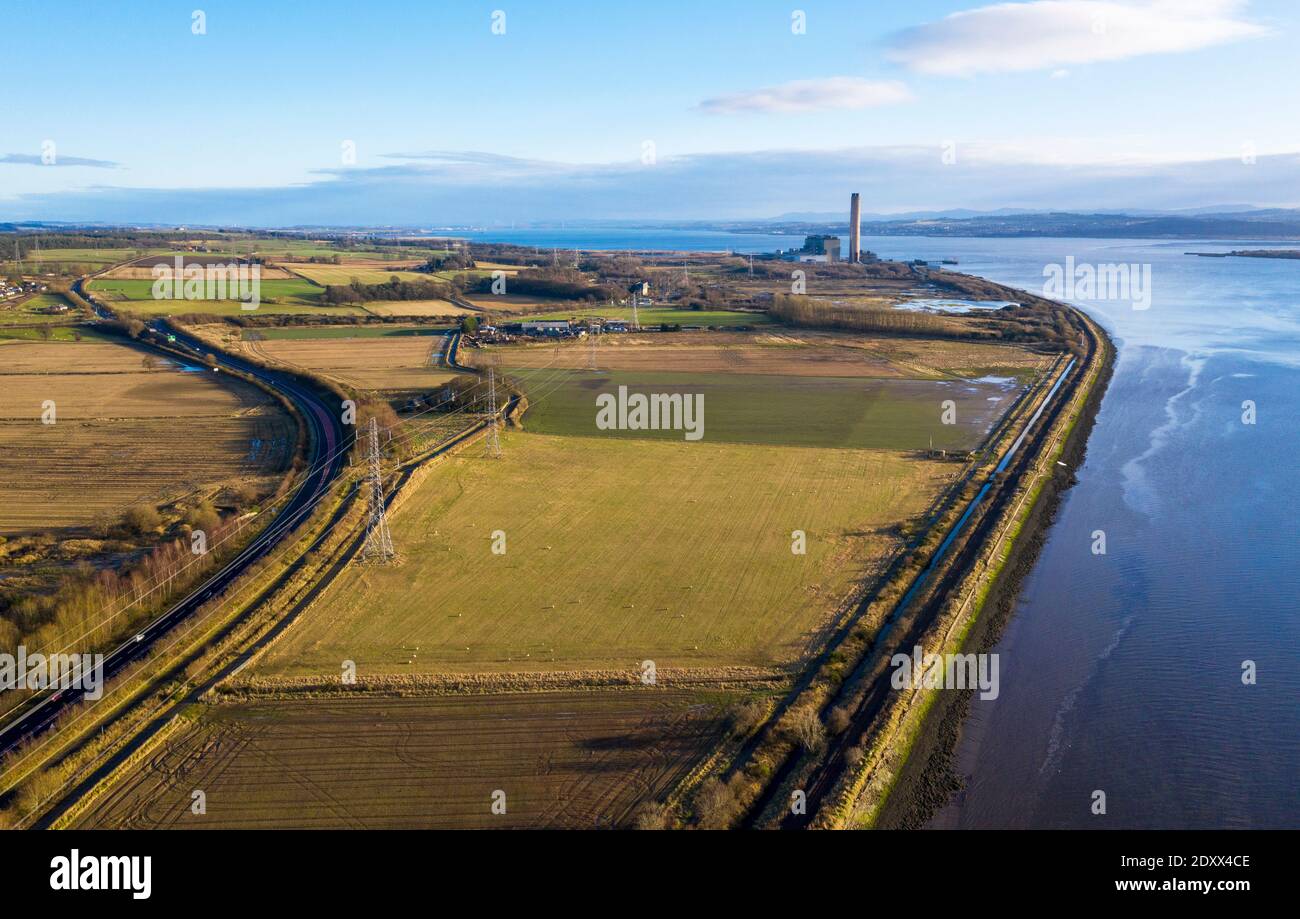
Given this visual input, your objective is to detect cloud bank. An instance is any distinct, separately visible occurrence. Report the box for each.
[888,0,1268,76]
[3,147,1298,225]
[0,153,120,169]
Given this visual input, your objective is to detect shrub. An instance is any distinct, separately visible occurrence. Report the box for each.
[784,704,827,752]
[123,504,162,535]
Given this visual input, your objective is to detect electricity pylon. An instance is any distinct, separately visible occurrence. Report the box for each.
[361,416,395,562]
[485,366,503,458]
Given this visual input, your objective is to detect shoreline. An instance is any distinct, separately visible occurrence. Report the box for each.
[872,298,1116,830]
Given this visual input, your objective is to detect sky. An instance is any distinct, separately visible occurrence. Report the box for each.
[2,0,1298,224]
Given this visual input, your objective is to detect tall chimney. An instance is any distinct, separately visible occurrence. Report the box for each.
[849,192,861,263]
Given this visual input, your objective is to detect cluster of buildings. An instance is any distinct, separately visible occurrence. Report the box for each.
[478,317,635,341]
[1,279,46,300]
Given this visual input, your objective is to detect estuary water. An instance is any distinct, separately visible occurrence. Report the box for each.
[464,228,1300,828]
[872,237,1300,830]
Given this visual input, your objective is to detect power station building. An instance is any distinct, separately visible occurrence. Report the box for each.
[799,235,841,262]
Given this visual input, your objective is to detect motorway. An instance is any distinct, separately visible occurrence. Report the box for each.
[0,308,349,758]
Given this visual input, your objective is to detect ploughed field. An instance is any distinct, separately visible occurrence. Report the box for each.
[74,691,729,829]
[480,331,1048,380]
[0,339,294,535]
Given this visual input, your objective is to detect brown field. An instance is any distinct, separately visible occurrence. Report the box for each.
[0,340,294,535]
[461,294,574,312]
[236,336,462,392]
[281,265,434,286]
[74,691,728,829]
[473,330,1051,380]
[362,299,471,317]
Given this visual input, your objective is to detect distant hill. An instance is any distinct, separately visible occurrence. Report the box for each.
[739,208,1300,240]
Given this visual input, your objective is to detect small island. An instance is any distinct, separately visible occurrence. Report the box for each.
[1187,249,1300,259]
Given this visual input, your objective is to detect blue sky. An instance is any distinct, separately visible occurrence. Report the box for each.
[2,0,1298,223]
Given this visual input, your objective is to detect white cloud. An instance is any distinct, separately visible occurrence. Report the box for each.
[698,77,911,114]
[888,0,1268,76]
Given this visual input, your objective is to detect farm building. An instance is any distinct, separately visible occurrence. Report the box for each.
[518,320,571,337]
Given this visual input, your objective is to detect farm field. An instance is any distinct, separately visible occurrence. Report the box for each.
[74,691,730,829]
[255,430,953,678]
[460,293,575,312]
[245,324,452,340]
[477,331,1048,381]
[509,368,1017,451]
[233,335,461,392]
[86,276,370,317]
[0,339,294,535]
[0,324,114,343]
[531,305,773,328]
[88,277,324,304]
[281,264,435,286]
[102,264,301,280]
[0,292,78,326]
[362,299,471,317]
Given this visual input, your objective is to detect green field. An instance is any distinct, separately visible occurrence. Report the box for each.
[531,306,773,327]
[89,277,322,302]
[0,324,113,342]
[0,292,78,326]
[256,430,953,677]
[509,368,1016,451]
[86,277,376,317]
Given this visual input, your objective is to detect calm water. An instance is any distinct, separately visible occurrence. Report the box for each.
[878,237,1300,830]
[466,229,1300,828]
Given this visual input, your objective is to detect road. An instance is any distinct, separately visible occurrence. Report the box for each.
[0,308,349,758]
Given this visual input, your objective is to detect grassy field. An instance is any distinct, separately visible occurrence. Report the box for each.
[87,274,370,317]
[88,277,324,303]
[75,691,729,829]
[532,305,773,327]
[0,324,115,343]
[256,430,952,677]
[509,367,1016,451]
[0,340,294,535]
[0,292,78,326]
